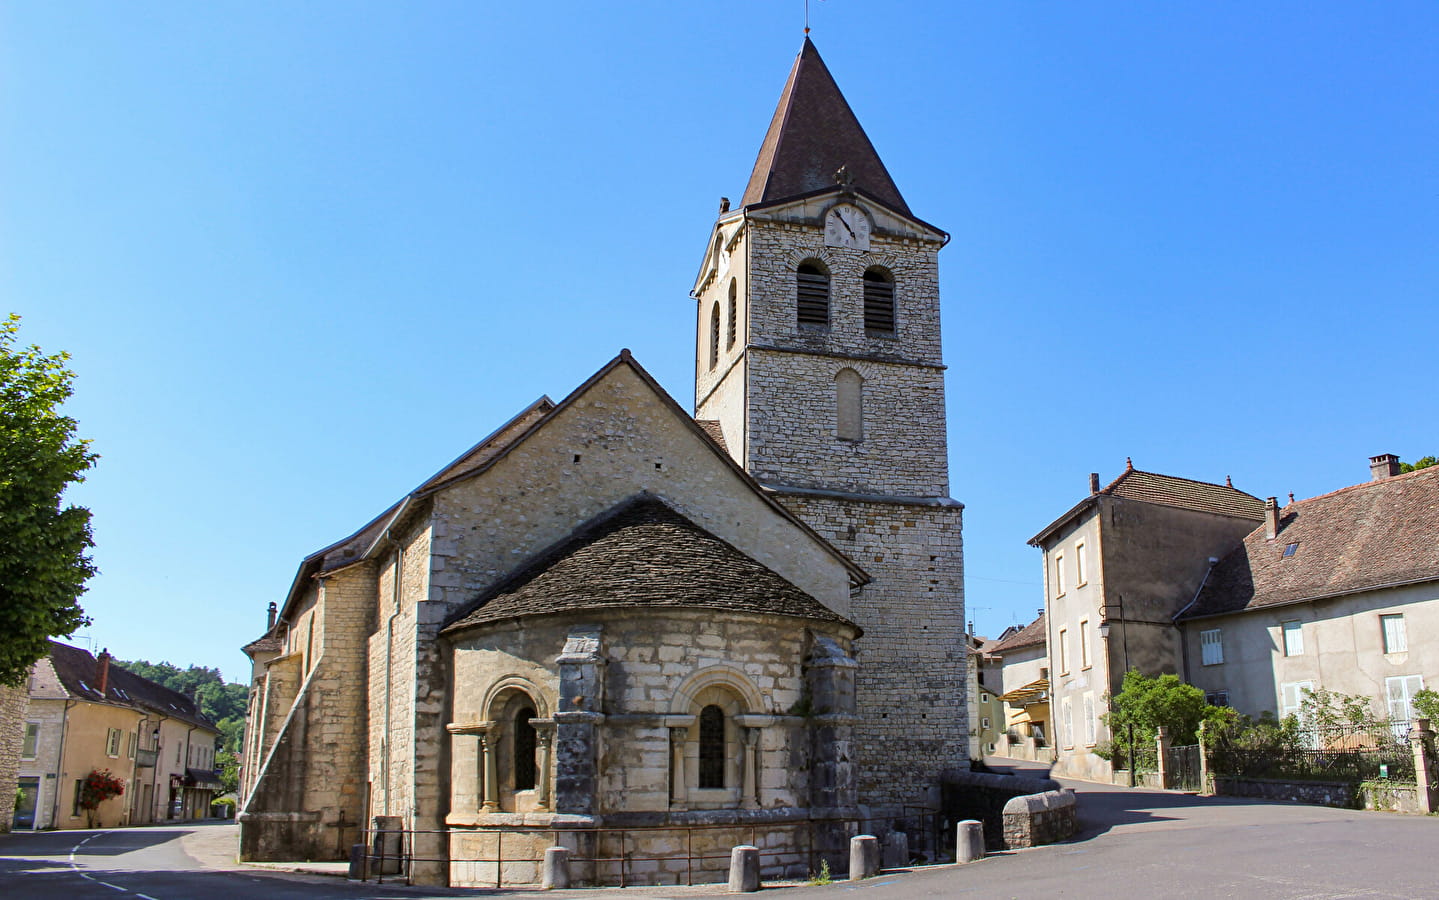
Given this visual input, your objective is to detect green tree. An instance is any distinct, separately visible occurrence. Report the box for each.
[216,750,240,796]
[115,658,248,751]
[0,315,96,686]
[1101,669,1229,756]
[1400,456,1437,473]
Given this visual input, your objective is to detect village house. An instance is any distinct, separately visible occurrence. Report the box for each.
[982,614,1053,763]
[1177,456,1439,725]
[1029,463,1264,781]
[14,641,220,830]
[239,38,967,887]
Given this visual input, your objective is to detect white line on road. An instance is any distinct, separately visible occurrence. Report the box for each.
[137,894,161,900]
[97,882,128,892]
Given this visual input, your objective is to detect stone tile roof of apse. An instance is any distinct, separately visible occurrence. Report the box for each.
[442,493,859,635]
[985,613,1046,654]
[46,641,215,730]
[1183,465,1439,620]
[741,38,910,215]
[696,419,728,453]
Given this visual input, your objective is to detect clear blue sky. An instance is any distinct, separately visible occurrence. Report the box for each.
[4,2,1436,681]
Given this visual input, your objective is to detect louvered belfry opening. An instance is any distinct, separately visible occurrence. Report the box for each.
[727,279,738,348]
[709,302,721,369]
[863,268,895,334]
[698,704,726,788]
[796,262,830,327]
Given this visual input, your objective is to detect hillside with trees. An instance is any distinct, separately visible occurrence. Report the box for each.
[116,659,247,795]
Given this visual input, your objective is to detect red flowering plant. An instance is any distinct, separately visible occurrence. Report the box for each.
[79,769,125,827]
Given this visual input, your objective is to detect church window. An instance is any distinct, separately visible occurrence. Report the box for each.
[513,707,537,791]
[698,705,726,789]
[863,268,895,334]
[727,279,738,349]
[796,261,830,328]
[709,302,721,370]
[835,368,863,441]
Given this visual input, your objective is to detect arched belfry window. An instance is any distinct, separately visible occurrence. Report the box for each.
[796,261,830,328]
[863,268,895,335]
[698,705,726,789]
[836,368,864,442]
[709,302,721,370]
[513,707,537,790]
[727,279,738,349]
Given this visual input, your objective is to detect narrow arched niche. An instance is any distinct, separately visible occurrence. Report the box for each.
[836,368,864,442]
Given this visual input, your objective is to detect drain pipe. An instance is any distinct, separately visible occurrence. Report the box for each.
[48,698,76,829]
[1173,557,1220,683]
[382,532,404,816]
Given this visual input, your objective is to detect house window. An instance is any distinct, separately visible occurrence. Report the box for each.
[127,731,136,759]
[835,368,864,441]
[1061,698,1074,749]
[1080,619,1091,669]
[1282,621,1304,657]
[1280,680,1314,720]
[980,693,989,704]
[72,780,84,817]
[1382,614,1407,654]
[726,279,738,349]
[709,302,721,370]
[513,707,537,791]
[1058,628,1069,674]
[1084,694,1097,746]
[106,728,121,758]
[1200,628,1224,666]
[862,268,895,334]
[22,723,39,759]
[697,705,726,789]
[1386,675,1424,724]
[796,262,830,327]
[1283,542,1299,558]
[1206,691,1230,708]
[981,717,990,729]
[1055,554,1066,596]
[1076,542,1087,585]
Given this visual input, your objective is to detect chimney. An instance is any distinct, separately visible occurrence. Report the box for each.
[97,648,111,696]
[267,601,278,630]
[1037,608,1045,620]
[1370,453,1401,481]
[1089,472,1100,494]
[1263,497,1279,540]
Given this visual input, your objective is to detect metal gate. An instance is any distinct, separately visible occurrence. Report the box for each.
[1166,743,1202,791]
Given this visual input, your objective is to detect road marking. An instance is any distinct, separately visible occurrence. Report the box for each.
[97,882,128,892]
[137,894,161,900]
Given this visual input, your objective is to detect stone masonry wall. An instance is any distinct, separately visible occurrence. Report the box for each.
[780,495,966,811]
[0,683,28,832]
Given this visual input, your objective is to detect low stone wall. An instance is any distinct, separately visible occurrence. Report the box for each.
[1359,781,1423,814]
[941,771,1077,850]
[1213,776,1358,809]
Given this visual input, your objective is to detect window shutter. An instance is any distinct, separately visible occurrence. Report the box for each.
[863,269,894,333]
[796,265,830,326]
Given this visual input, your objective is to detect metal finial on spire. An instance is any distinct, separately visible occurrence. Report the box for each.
[1226,475,1233,487]
[1125,456,1134,471]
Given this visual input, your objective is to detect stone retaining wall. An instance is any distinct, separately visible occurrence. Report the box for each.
[941,771,1077,850]
[1002,790,1078,848]
[1212,776,1358,809]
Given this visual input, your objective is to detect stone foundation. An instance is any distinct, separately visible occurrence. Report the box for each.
[1212,776,1358,809]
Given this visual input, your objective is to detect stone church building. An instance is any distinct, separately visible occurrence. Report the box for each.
[239,39,966,886]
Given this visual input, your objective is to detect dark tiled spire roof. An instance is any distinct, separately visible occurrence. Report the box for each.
[442,494,858,635]
[741,38,910,215]
[1182,465,1439,619]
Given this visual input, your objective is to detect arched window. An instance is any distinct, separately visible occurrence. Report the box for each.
[796,262,830,328]
[698,705,726,789]
[513,707,536,790]
[727,280,738,349]
[863,268,895,334]
[836,368,863,442]
[709,302,721,370]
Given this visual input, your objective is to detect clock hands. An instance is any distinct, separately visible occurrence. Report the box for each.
[835,211,857,240]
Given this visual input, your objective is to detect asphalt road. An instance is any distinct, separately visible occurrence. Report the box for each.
[5,771,1439,899]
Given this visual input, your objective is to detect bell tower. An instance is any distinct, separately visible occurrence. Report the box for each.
[692,39,967,811]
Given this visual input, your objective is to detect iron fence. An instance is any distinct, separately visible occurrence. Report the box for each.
[1210,721,1416,784]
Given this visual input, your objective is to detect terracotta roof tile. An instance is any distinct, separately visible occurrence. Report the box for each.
[46,641,215,731]
[442,494,857,635]
[1183,466,1439,618]
[1101,468,1265,520]
[985,613,1046,654]
[695,419,728,453]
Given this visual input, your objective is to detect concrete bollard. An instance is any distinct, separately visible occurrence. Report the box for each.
[881,831,909,869]
[956,820,985,863]
[728,845,760,893]
[848,835,880,881]
[542,846,571,890]
[347,843,367,880]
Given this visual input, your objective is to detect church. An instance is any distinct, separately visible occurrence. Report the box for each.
[238,38,966,887]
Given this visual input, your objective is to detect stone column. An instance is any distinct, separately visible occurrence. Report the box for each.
[804,638,859,812]
[741,729,759,810]
[666,723,690,807]
[480,730,500,811]
[532,719,556,811]
[1197,720,1211,796]
[446,722,494,816]
[1412,718,1435,814]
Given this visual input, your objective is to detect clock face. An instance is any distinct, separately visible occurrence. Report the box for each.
[824,203,871,250]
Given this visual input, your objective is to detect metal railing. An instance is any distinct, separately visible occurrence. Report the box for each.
[357,807,945,888]
[1210,722,1417,784]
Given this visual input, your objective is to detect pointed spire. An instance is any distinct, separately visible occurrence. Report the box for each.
[741,38,910,215]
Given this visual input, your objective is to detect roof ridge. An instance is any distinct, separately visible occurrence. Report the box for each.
[1104,467,1259,498]
[1287,463,1439,507]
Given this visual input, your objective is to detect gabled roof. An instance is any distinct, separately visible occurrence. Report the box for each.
[441,494,859,635]
[984,613,1047,654]
[1181,465,1439,620]
[45,641,215,732]
[741,38,910,215]
[1030,462,1264,546]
